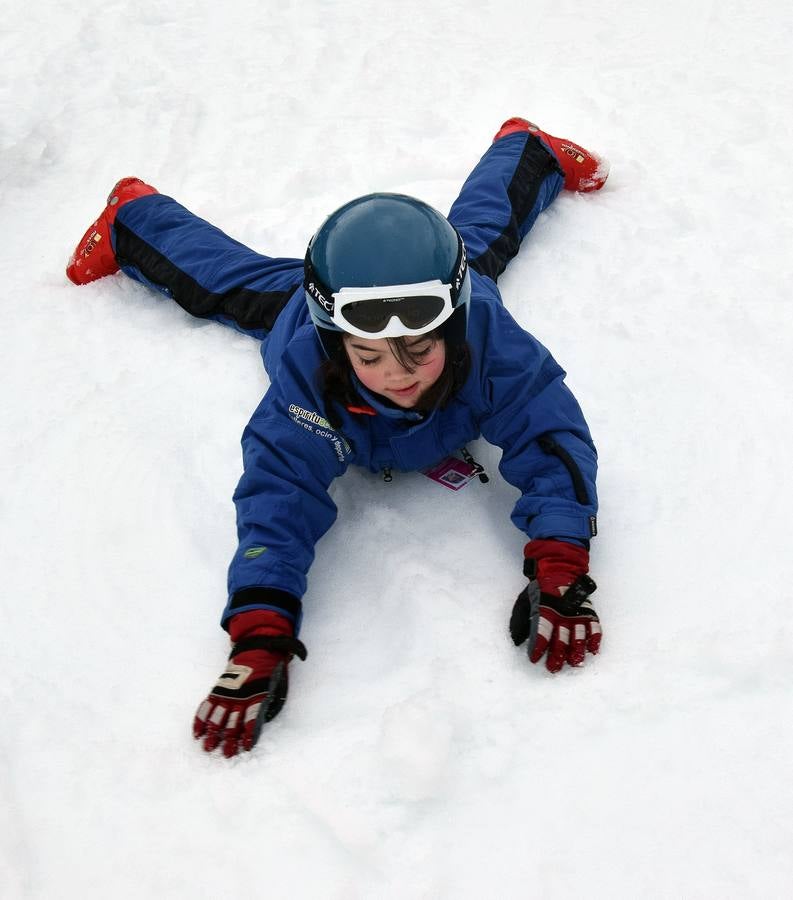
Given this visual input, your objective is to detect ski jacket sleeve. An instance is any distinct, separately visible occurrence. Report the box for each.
[475,306,598,544]
[221,333,350,633]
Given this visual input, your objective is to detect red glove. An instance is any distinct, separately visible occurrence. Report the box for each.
[509,539,602,672]
[192,609,307,757]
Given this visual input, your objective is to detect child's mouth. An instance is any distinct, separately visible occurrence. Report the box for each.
[390,382,419,397]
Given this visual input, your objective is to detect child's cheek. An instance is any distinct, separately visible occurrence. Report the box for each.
[355,366,382,393]
[422,353,446,386]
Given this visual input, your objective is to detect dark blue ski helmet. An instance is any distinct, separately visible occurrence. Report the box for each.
[304,193,470,355]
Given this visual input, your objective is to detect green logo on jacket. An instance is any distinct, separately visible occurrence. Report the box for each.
[243,546,268,559]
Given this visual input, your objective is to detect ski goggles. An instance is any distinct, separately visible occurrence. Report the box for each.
[330,280,455,338]
[304,230,468,340]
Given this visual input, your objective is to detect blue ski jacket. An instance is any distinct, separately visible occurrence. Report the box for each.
[112,129,599,634]
[226,277,598,632]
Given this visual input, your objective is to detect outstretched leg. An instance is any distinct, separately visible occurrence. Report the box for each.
[66,179,304,341]
[448,118,608,284]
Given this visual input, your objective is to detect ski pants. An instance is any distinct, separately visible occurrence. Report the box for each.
[111,130,565,345]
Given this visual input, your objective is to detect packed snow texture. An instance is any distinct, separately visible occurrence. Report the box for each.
[2,1,793,897]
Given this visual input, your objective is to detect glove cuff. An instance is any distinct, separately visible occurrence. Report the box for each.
[523,538,590,597]
[228,608,295,643]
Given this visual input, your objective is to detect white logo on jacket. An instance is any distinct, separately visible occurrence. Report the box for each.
[288,404,351,462]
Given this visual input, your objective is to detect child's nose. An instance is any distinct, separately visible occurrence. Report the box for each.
[385,358,411,378]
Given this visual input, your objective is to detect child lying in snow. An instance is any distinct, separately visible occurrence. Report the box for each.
[66,118,609,757]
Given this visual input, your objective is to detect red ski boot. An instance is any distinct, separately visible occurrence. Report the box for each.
[66,177,158,285]
[493,118,609,193]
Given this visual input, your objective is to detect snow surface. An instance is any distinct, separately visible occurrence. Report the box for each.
[3,1,793,897]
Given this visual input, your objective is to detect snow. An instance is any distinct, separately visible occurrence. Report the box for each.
[3,0,793,897]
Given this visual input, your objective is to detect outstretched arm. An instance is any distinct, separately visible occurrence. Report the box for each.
[476,305,602,671]
[194,338,351,756]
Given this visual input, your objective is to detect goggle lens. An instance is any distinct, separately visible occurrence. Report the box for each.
[339,295,447,333]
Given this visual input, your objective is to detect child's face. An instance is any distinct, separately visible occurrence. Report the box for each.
[343,334,446,408]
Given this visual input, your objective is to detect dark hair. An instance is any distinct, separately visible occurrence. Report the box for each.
[319,331,471,429]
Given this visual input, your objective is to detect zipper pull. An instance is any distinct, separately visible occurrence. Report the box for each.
[382,466,393,483]
[460,447,489,483]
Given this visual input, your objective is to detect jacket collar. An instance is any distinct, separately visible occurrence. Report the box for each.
[348,376,427,422]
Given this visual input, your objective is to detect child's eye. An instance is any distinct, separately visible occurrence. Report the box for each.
[358,357,380,366]
[410,344,434,361]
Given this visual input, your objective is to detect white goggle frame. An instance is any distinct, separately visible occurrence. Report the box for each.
[330,279,455,339]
